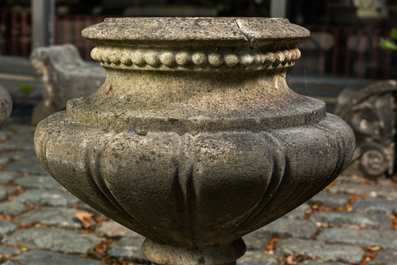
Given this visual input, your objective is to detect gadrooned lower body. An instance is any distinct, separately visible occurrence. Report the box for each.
[34,111,355,264]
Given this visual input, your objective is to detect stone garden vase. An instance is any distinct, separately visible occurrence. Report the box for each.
[34,17,355,265]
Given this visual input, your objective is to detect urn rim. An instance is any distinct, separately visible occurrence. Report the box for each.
[82,17,310,48]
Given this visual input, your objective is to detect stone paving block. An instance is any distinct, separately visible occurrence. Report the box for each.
[353,198,397,214]
[3,227,102,254]
[0,201,28,216]
[1,124,35,140]
[0,186,16,199]
[0,142,35,152]
[297,261,345,265]
[377,178,396,187]
[0,170,20,184]
[260,218,318,239]
[317,228,397,249]
[5,151,48,175]
[95,220,142,238]
[336,175,367,184]
[0,156,10,165]
[237,251,283,265]
[79,204,106,217]
[14,189,81,207]
[243,229,272,251]
[283,204,310,219]
[309,212,392,228]
[367,249,397,265]
[107,236,148,264]
[0,245,21,255]
[1,249,103,265]
[328,183,397,199]
[309,191,351,208]
[16,207,87,229]
[275,238,365,264]
[0,220,17,236]
[14,175,65,191]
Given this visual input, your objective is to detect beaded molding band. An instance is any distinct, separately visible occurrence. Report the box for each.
[91,47,301,71]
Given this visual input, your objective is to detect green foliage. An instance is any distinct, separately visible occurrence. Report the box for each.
[379,28,397,51]
[390,28,397,40]
[17,82,35,96]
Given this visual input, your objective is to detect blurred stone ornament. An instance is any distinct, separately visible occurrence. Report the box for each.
[0,85,12,128]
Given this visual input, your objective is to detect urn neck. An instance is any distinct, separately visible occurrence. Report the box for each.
[65,68,326,134]
[64,17,320,134]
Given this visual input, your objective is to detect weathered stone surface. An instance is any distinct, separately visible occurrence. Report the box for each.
[237,251,282,265]
[260,218,318,239]
[276,238,365,264]
[243,229,272,251]
[309,212,392,228]
[353,198,397,214]
[0,201,28,216]
[309,191,351,208]
[107,237,148,263]
[367,249,397,265]
[34,17,355,265]
[14,175,65,191]
[3,227,102,254]
[0,170,20,184]
[0,245,21,255]
[0,186,16,199]
[328,183,397,199]
[317,228,397,248]
[0,84,12,128]
[2,250,103,265]
[0,220,17,236]
[14,189,81,207]
[96,220,142,238]
[17,207,87,229]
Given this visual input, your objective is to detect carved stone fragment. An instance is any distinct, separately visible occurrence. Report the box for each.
[0,85,12,128]
[30,44,106,124]
[335,80,397,178]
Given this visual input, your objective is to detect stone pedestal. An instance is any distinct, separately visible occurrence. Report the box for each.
[34,17,355,265]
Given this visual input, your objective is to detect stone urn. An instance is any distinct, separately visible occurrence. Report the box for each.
[34,18,355,265]
[0,85,12,128]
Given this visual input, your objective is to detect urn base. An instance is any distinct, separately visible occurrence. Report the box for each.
[142,238,246,265]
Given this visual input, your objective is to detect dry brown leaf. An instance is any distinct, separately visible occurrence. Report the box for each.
[75,212,95,229]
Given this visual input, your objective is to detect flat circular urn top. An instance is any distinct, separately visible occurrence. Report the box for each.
[82,17,310,48]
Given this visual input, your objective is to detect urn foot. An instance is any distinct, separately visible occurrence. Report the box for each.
[142,238,246,265]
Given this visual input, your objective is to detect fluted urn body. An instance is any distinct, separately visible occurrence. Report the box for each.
[34,18,355,265]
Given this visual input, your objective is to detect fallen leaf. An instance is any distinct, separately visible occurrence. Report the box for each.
[75,212,95,229]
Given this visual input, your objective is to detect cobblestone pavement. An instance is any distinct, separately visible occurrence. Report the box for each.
[1,122,397,265]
